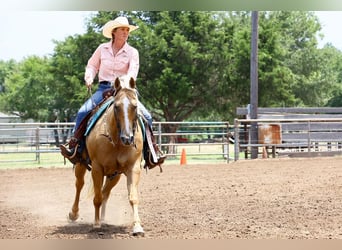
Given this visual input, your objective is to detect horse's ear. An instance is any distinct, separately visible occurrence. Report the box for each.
[114,77,121,89]
[129,77,136,89]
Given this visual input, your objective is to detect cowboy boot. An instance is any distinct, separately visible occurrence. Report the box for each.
[59,137,80,164]
[153,142,167,165]
[144,125,166,170]
[60,111,92,165]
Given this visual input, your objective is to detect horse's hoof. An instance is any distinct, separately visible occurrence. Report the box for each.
[132,231,145,237]
[132,225,144,237]
[68,212,79,222]
[93,222,101,229]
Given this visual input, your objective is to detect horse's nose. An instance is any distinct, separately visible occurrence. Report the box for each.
[120,134,134,145]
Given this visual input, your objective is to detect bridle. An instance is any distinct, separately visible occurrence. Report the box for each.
[113,87,139,146]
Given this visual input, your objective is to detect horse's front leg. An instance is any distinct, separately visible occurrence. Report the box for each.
[126,162,144,236]
[92,168,104,228]
[68,163,87,222]
[101,175,121,223]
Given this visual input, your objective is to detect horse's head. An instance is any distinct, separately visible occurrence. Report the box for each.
[113,76,139,146]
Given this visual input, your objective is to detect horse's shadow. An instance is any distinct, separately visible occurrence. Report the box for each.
[50,222,132,239]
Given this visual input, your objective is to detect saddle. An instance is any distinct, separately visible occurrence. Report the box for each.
[70,88,115,145]
[70,89,164,171]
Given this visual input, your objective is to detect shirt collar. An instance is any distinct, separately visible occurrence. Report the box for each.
[104,41,129,53]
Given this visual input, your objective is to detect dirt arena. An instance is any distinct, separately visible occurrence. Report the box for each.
[1,157,342,239]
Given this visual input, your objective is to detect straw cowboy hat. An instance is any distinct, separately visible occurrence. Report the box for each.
[102,16,138,38]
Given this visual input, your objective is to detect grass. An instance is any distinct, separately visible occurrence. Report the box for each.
[0,152,71,169]
[0,144,236,169]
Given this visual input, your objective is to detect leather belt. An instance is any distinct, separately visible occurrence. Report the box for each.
[99,81,112,86]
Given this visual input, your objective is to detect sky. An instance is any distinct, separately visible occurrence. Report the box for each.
[0,11,342,61]
[315,11,342,49]
[0,11,95,61]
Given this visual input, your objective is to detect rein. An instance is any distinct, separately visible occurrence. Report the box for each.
[88,86,96,108]
[101,101,119,146]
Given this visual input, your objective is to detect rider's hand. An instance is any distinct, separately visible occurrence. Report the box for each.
[84,69,94,87]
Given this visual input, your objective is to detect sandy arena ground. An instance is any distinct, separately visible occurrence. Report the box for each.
[1,157,342,239]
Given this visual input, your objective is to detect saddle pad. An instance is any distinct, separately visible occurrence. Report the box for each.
[138,115,146,140]
[85,98,114,136]
[84,98,146,139]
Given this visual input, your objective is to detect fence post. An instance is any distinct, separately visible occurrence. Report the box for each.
[35,127,40,163]
[234,119,240,161]
[308,120,311,153]
[226,122,230,163]
[157,122,162,148]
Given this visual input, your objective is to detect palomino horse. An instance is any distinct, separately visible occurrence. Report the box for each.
[68,75,145,236]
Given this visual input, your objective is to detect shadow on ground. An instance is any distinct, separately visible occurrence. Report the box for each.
[49,222,134,239]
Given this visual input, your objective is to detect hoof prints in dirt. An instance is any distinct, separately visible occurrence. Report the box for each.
[2,158,342,239]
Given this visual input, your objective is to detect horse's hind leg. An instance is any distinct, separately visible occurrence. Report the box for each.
[101,175,121,223]
[68,163,87,222]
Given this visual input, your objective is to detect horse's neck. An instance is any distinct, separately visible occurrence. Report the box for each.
[106,105,119,138]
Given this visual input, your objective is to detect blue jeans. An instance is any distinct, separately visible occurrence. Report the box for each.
[73,83,153,133]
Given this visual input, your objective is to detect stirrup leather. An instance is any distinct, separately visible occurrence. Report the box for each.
[144,127,166,171]
[145,127,158,164]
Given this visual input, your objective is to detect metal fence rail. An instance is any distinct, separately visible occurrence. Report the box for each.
[0,121,232,164]
[234,118,342,160]
[3,118,342,164]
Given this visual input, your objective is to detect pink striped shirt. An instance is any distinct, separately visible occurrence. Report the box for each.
[85,41,139,82]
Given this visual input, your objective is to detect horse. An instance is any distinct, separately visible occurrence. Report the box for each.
[68,75,145,236]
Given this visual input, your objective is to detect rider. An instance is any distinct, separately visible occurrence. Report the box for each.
[60,16,166,169]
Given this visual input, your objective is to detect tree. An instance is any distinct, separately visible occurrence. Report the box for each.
[2,11,342,129]
[130,11,227,122]
[323,44,342,107]
[0,59,17,94]
[1,56,54,121]
[270,11,338,107]
[0,60,17,111]
[49,32,103,123]
[221,11,341,110]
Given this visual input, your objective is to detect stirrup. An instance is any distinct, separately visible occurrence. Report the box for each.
[144,146,166,172]
[60,144,79,165]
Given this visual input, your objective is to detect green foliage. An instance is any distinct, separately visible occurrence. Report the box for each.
[1,11,342,125]
[130,11,229,122]
[1,56,54,121]
[49,33,101,122]
[0,60,17,110]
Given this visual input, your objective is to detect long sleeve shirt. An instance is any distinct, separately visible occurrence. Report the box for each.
[85,41,139,82]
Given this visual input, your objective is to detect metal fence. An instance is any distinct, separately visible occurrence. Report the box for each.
[234,118,342,160]
[0,121,232,164]
[3,118,342,164]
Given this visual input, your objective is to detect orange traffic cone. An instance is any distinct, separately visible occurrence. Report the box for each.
[180,148,187,165]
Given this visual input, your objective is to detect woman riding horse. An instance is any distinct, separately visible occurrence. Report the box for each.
[68,76,145,235]
[60,16,165,169]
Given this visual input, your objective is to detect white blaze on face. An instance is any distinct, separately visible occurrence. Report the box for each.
[122,96,130,135]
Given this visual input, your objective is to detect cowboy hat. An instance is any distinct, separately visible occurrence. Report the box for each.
[102,16,138,38]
